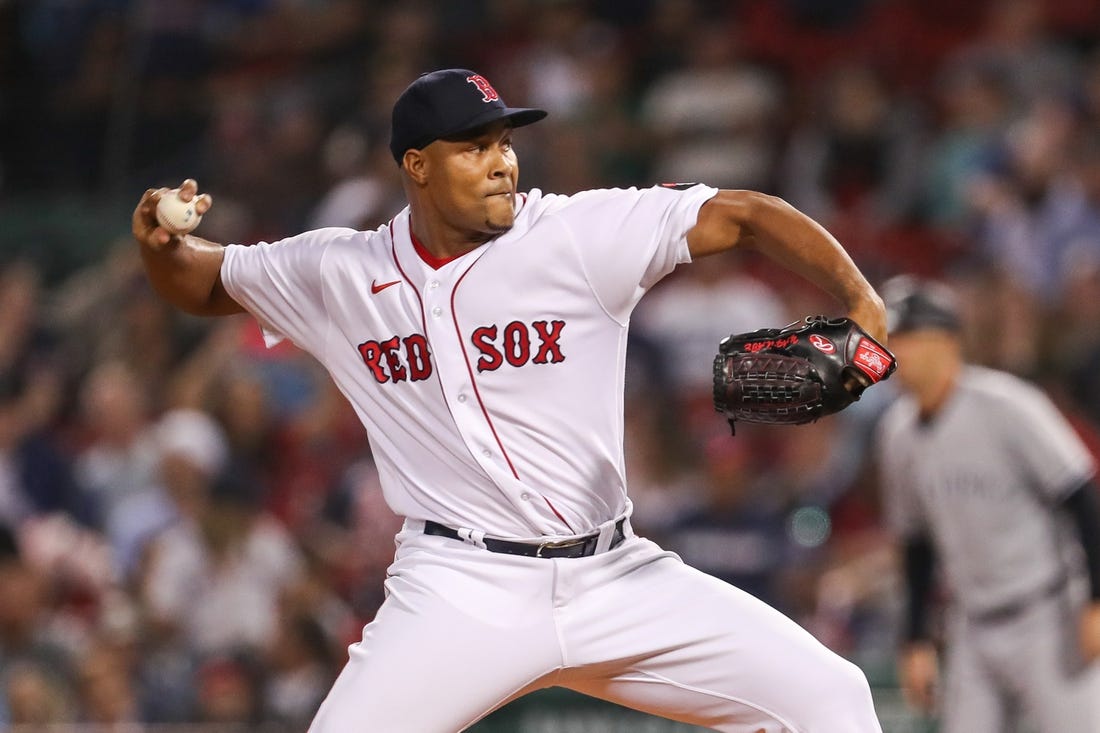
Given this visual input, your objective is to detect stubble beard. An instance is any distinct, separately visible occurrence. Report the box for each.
[484,195,516,234]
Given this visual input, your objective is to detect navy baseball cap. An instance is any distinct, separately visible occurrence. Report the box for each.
[882,275,962,334]
[389,69,547,165]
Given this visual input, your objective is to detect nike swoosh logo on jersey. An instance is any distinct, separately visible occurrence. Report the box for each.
[371,279,401,294]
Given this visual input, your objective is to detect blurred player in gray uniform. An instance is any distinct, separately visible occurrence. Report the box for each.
[875,276,1100,733]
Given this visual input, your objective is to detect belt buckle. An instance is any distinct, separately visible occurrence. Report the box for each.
[535,537,586,558]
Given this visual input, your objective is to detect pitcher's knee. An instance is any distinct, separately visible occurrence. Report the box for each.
[778,651,880,726]
[800,658,879,731]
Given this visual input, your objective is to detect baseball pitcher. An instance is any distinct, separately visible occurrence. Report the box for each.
[132,68,889,733]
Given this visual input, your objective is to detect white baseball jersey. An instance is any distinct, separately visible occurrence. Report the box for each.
[220,184,718,539]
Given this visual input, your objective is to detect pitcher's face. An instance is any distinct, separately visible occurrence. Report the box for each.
[422,120,519,241]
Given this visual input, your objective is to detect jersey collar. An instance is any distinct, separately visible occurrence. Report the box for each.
[408,194,529,271]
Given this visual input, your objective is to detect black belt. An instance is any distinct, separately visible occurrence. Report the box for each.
[969,575,1068,625]
[423,519,627,558]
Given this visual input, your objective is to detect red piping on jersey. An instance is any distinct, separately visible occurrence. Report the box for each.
[392,218,557,522]
[541,495,571,529]
[503,195,570,526]
[388,219,445,405]
[448,232,575,533]
[395,200,571,532]
[450,261,522,481]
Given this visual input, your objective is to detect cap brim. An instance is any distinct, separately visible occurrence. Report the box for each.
[500,108,548,128]
[437,106,548,142]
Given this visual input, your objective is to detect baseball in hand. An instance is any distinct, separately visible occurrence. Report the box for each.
[156,188,202,235]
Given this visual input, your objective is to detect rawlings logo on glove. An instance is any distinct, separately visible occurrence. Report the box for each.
[713,316,897,433]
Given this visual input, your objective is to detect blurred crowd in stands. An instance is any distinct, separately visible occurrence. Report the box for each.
[2,0,1100,728]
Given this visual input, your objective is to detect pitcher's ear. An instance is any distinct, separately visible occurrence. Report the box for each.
[403,149,428,184]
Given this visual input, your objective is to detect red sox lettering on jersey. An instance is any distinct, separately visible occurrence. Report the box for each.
[357,333,433,384]
[358,320,567,382]
[471,320,566,372]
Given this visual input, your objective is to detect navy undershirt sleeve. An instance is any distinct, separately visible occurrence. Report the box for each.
[1062,480,1100,600]
[903,533,936,642]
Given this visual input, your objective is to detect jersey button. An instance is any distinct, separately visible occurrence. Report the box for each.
[457,394,467,403]
[431,307,442,317]
[429,280,440,289]
[520,492,531,501]
[482,449,491,457]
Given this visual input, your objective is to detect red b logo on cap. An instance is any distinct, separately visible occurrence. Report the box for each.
[467,74,500,103]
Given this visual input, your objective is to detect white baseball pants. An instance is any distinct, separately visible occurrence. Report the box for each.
[308,525,882,733]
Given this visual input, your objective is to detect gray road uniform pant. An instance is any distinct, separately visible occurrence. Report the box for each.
[941,584,1100,733]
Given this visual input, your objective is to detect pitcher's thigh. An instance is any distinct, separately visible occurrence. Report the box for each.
[309,572,560,732]
[563,557,881,732]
